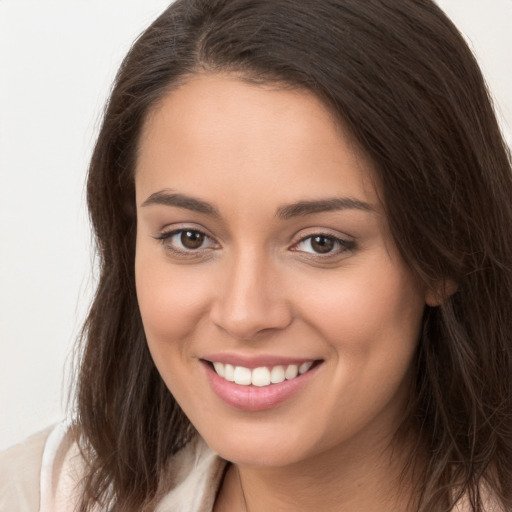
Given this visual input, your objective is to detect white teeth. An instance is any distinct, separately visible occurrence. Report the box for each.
[212,361,315,386]
[224,364,235,382]
[270,365,285,384]
[213,362,225,378]
[285,364,298,380]
[252,367,271,387]
[233,366,252,385]
[299,361,313,375]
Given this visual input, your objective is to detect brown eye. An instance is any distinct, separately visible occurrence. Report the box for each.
[310,235,335,254]
[181,230,205,249]
[156,228,216,254]
[292,233,354,257]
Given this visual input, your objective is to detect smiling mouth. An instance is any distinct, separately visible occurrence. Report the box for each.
[205,360,321,387]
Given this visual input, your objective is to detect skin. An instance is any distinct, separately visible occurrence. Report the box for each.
[135,74,433,511]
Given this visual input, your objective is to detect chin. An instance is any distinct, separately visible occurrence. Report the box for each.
[196,419,320,468]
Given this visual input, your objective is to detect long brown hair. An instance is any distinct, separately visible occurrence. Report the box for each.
[74,1,512,510]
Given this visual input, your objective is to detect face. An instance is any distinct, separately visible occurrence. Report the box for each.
[135,74,428,469]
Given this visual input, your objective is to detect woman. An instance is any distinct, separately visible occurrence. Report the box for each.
[1,0,511,511]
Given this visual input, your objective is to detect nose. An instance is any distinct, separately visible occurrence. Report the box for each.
[209,250,293,340]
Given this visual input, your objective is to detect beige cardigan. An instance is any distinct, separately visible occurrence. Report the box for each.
[0,423,227,512]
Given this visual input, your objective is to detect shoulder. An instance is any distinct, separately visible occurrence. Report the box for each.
[0,425,55,512]
[0,422,85,512]
[0,426,226,512]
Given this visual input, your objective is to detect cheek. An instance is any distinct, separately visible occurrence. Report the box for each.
[134,248,214,408]
[299,257,424,348]
[135,248,213,348]
[292,254,425,412]
[294,262,424,441]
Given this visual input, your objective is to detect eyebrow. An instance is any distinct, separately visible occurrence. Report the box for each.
[276,197,375,219]
[141,191,220,216]
[141,190,374,218]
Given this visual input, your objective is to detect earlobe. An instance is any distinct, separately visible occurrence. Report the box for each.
[425,279,458,307]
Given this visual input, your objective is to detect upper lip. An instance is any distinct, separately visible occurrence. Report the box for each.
[201,353,321,369]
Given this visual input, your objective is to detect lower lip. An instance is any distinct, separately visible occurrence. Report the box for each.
[202,361,321,412]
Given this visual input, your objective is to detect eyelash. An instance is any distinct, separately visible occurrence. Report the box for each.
[154,228,218,256]
[155,227,355,259]
[290,233,355,256]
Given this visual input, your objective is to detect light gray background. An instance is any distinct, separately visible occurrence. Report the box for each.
[1,0,511,450]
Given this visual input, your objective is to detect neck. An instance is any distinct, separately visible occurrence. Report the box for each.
[216,428,423,512]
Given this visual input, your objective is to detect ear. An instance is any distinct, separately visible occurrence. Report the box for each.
[425,279,458,307]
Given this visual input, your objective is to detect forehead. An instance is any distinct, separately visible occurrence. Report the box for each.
[136,73,379,210]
